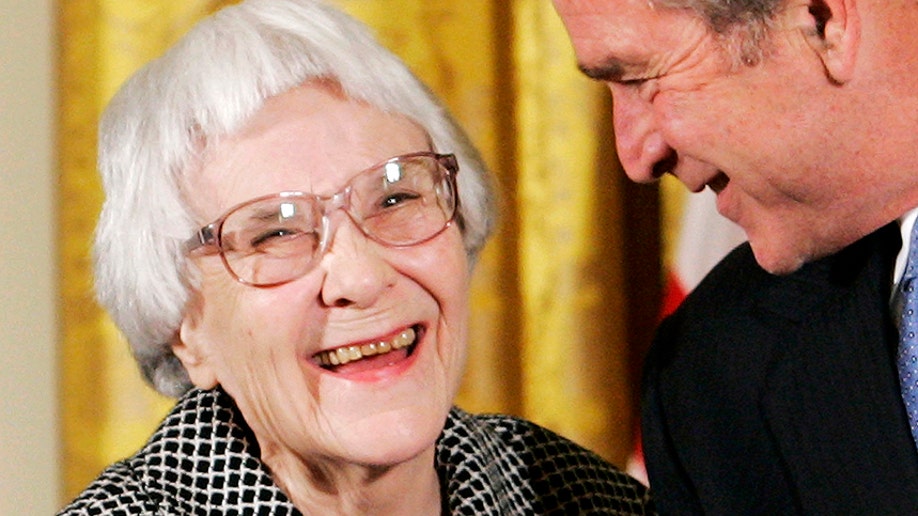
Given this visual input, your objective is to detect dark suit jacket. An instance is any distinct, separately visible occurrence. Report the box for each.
[642,223,918,514]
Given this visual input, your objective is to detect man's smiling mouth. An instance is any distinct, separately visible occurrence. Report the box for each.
[313,325,420,371]
[707,172,730,194]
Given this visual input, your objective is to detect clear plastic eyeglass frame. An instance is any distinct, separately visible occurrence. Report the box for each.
[185,152,460,287]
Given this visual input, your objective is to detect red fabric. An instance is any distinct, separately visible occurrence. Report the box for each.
[660,271,688,319]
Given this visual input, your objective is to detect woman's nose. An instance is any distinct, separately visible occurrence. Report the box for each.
[318,215,395,308]
[609,83,675,183]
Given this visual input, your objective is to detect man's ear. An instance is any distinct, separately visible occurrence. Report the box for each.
[805,0,860,84]
[172,313,219,390]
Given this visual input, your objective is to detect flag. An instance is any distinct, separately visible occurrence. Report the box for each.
[660,188,747,317]
[627,188,746,485]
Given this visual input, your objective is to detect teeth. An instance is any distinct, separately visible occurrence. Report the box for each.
[316,327,416,367]
[360,342,379,356]
[392,330,412,349]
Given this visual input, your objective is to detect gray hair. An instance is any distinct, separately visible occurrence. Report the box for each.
[94,0,496,398]
[653,0,783,65]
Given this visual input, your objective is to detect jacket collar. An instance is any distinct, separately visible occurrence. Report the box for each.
[134,388,520,514]
[755,223,918,509]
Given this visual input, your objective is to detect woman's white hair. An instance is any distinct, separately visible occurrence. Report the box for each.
[94,0,496,398]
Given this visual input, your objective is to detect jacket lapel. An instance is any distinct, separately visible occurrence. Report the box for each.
[756,224,918,510]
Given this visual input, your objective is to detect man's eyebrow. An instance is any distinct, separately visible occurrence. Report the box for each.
[577,59,628,82]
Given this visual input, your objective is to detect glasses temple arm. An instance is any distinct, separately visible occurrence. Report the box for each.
[185,224,217,254]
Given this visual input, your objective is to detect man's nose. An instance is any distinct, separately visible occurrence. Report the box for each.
[608,83,675,183]
[318,214,395,309]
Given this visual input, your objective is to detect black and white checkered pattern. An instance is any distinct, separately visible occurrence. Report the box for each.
[58,388,654,514]
[438,411,654,514]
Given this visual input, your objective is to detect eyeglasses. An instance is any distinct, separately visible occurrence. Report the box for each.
[186,152,459,287]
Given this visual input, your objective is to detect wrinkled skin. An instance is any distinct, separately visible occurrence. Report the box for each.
[174,83,469,514]
[553,0,918,274]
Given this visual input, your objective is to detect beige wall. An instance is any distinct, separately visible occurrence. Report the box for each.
[0,0,59,513]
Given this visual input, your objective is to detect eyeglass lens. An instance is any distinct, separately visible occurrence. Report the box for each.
[216,153,457,286]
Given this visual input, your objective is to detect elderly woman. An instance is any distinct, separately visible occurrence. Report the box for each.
[58,0,653,514]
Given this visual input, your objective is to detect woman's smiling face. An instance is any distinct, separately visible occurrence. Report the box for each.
[174,83,470,469]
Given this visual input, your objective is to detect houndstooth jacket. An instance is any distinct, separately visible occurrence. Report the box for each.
[58,388,654,515]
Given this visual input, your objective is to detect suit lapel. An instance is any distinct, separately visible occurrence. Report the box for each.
[755,224,918,510]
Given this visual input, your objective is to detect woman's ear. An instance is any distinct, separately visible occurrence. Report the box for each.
[805,0,860,84]
[172,311,219,390]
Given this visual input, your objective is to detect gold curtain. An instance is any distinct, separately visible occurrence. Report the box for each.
[58,0,660,503]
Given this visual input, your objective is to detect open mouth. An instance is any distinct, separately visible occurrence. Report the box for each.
[312,325,422,372]
[707,172,730,194]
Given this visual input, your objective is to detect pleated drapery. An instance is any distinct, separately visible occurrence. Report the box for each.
[57,0,662,501]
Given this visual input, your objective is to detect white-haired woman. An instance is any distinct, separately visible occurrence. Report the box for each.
[58,0,654,514]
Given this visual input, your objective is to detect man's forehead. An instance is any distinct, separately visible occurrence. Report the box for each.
[554,0,709,73]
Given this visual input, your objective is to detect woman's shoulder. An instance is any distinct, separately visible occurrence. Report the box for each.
[55,459,154,515]
[442,408,656,514]
[55,388,252,515]
[468,410,647,484]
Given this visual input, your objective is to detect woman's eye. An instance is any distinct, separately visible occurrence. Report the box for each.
[250,228,300,248]
[380,191,421,208]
